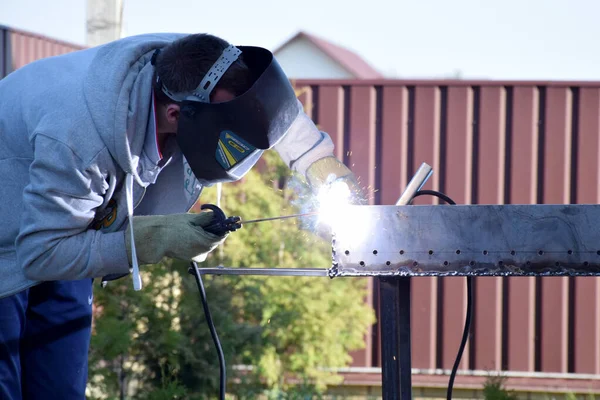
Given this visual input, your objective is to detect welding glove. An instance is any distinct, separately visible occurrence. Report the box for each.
[124,210,228,265]
[306,156,368,205]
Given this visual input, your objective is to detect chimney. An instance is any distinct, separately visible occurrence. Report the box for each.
[86,0,124,46]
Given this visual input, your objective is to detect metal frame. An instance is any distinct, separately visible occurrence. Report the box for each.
[197,161,600,399]
[330,203,600,277]
[0,27,8,78]
[197,163,434,399]
[196,267,328,277]
[375,162,433,400]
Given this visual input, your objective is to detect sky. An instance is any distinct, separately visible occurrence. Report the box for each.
[1,0,600,81]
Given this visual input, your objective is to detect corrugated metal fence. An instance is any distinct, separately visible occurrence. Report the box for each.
[0,25,84,79]
[4,23,600,380]
[293,79,600,377]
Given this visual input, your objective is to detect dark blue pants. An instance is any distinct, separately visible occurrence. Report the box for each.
[0,279,94,400]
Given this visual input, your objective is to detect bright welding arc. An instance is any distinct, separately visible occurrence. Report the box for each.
[240,180,358,228]
[314,179,372,245]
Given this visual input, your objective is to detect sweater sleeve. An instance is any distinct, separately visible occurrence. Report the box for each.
[15,133,131,281]
[273,103,336,177]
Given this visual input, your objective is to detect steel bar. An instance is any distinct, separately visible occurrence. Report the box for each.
[380,277,412,400]
[194,267,329,277]
[331,204,600,277]
[241,211,319,225]
[395,162,433,206]
[378,162,432,400]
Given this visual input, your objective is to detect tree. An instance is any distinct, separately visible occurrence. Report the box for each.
[87,147,375,400]
[87,259,189,399]
[177,151,376,398]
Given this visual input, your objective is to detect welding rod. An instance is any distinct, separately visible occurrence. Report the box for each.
[240,211,320,225]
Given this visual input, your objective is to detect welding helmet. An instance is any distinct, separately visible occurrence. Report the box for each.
[155,44,301,185]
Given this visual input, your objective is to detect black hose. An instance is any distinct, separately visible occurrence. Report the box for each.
[190,261,226,400]
[412,190,473,400]
[446,275,473,400]
[411,189,457,206]
[190,190,472,400]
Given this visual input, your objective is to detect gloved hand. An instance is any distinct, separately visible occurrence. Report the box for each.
[305,156,368,205]
[124,210,228,265]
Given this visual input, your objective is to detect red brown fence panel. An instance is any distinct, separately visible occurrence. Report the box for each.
[0,25,84,79]
[6,27,600,384]
[293,79,600,379]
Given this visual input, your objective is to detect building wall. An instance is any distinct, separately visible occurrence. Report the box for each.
[0,26,85,79]
[292,78,600,392]
[274,36,354,79]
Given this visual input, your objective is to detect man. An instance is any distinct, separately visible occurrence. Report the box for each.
[0,32,363,399]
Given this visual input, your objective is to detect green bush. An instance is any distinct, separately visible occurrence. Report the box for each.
[482,375,518,400]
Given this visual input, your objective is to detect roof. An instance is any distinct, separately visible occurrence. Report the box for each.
[272,31,383,79]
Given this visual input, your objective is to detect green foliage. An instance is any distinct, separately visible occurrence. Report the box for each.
[87,263,190,399]
[87,150,376,399]
[564,393,597,400]
[482,375,518,400]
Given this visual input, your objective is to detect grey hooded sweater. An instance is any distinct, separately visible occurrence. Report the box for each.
[0,33,336,298]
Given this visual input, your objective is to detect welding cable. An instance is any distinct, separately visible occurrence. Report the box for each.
[411,189,456,206]
[411,190,474,400]
[190,261,226,400]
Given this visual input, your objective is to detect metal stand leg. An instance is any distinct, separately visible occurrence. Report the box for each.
[379,277,412,400]
[376,161,428,399]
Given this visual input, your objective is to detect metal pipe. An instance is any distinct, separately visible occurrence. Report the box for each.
[395,162,433,206]
[379,161,433,400]
[195,266,329,277]
[380,277,412,400]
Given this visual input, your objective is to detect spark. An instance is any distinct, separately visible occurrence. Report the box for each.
[316,179,352,226]
[314,179,371,244]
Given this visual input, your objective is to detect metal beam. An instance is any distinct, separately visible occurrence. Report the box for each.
[195,267,329,277]
[331,204,600,277]
[379,277,412,400]
[377,162,432,400]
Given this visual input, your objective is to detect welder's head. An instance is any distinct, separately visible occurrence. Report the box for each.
[151,33,301,186]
